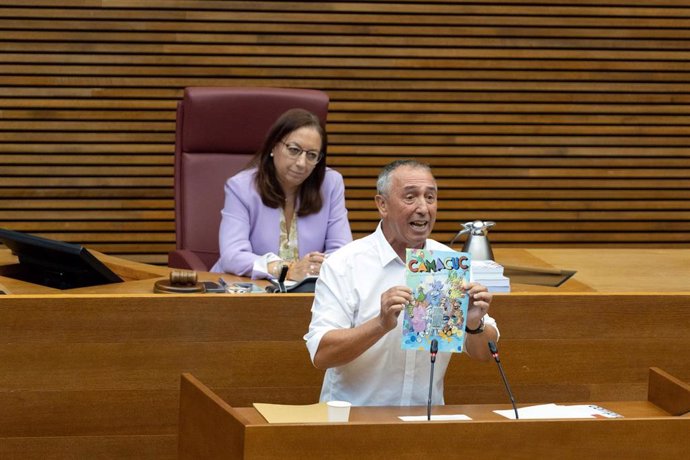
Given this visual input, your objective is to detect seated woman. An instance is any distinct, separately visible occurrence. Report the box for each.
[211,108,352,280]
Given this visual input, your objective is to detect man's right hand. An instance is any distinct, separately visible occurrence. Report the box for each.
[379,285,413,331]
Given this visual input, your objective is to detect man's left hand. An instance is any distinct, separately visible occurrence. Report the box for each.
[466,282,492,330]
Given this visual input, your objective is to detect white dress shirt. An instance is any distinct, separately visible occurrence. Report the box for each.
[304,223,498,406]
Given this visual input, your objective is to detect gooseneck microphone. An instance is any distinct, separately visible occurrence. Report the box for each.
[427,339,439,421]
[265,264,289,293]
[488,341,518,419]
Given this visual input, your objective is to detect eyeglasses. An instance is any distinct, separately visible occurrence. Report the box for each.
[279,141,323,164]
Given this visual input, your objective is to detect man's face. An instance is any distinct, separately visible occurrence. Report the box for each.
[376,165,437,257]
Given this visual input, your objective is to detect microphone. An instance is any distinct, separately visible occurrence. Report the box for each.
[265,264,289,293]
[488,341,518,419]
[277,264,288,293]
[427,338,438,421]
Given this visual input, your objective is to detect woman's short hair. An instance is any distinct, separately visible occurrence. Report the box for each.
[251,108,327,216]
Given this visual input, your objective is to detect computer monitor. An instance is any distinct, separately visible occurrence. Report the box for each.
[0,228,123,290]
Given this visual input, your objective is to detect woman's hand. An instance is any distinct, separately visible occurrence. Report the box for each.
[288,251,326,280]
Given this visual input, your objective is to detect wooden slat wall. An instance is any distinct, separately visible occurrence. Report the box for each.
[1,0,689,264]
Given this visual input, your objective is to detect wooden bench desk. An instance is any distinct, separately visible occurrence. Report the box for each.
[1,249,689,458]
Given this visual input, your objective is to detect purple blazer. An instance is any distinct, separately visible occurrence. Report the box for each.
[210,167,352,278]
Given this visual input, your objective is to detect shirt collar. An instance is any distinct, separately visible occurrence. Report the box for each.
[373,221,430,268]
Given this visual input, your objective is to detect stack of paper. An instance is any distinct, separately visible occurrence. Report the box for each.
[494,403,623,420]
[470,260,511,293]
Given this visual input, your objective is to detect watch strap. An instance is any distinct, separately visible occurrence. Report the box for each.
[465,317,485,334]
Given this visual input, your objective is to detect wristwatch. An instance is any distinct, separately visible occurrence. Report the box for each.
[465,317,485,334]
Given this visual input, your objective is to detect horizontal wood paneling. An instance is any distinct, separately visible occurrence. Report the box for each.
[1,0,690,263]
[0,293,688,458]
[0,436,175,460]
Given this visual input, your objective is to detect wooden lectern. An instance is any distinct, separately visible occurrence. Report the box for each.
[178,368,690,460]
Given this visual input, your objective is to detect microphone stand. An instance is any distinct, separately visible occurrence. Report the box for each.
[488,341,518,419]
[427,339,438,421]
[265,264,289,293]
[277,264,288,293]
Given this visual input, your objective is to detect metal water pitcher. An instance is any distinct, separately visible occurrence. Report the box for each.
[450,220,496,261]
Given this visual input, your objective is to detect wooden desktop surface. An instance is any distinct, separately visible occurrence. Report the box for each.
[237,400,672,425]
[493,247,690,292]
[1,247,689,295]
[0,249,254,295]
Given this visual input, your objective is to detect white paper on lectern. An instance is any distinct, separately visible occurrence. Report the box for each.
[399,414,472,422]
[494,403,561,420]
[494,403,621,420]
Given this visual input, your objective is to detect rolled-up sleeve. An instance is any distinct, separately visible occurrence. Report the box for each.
[304,256,357,363]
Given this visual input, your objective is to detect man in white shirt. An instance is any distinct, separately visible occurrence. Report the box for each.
[304,160,499,406]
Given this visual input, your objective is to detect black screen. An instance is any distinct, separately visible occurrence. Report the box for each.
[0,228,123,290]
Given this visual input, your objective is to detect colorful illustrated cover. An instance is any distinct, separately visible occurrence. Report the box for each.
[402,248,471,353]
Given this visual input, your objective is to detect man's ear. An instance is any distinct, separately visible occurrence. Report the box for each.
[375,194,387,217]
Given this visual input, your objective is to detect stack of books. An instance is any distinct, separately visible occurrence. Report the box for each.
[470,260,511,293]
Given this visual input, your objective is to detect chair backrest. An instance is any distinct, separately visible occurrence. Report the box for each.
[171,87,330,270]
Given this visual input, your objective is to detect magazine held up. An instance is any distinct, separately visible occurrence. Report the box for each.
[402,248,471,353]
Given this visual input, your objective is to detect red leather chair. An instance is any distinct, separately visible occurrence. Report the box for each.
[168,87,330,270]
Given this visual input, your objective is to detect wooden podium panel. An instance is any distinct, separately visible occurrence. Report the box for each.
[1,292,689,459]
[1,249,690,458]
[178,369,690,460]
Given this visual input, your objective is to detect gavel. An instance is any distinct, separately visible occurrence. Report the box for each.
[169,269,198,286]
[153,269,203,294]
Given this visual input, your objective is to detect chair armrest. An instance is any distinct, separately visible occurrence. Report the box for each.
[168,249,210,272]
